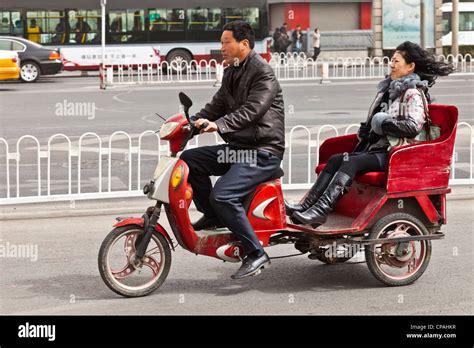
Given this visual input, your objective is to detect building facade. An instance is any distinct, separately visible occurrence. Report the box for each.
[268,0,445,57]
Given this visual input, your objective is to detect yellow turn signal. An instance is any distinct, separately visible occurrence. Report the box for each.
[171,165,184,190]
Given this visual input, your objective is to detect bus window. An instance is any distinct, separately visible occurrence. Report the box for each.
[48,11,67,44]
[67,10,100,44]
[223,8,259,30]
[0,11,22,36]
[109,9,145,43]
[149,9,184,32]
[26,11,65,44]
[26,11,45,43]
[187,8,221,31]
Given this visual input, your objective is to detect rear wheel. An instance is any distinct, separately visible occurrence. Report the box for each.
[20,61,41,82]
[365,213,432,286]
[166,49,192,73]
[98,225,172,297]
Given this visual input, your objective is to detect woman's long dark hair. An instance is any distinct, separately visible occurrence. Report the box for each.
[396,41,455,87]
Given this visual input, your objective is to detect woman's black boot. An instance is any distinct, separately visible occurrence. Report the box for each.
[284,171,333,216]
[291,172,353,228]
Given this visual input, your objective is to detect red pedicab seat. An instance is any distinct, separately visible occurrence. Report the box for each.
[316,104,458,192]
[300,104,459,233]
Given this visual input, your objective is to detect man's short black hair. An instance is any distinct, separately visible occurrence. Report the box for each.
[223,21,255,49]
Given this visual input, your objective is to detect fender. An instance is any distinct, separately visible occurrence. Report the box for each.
[113,218,175,250]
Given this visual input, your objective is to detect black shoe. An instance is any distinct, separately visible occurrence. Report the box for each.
[231,251,271,279]
[292,171,352,228]
[192,216,225,231]
[284,171,332,216]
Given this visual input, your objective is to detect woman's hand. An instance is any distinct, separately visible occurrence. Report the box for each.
[357,122,371,138]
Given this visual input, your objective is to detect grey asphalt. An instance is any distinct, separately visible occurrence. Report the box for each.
[1,75,473,141]
[0,197,472,315]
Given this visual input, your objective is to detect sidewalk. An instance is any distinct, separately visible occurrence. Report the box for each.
[1,186,472,221]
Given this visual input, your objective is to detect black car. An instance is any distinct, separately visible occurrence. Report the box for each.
[0,36,63,82]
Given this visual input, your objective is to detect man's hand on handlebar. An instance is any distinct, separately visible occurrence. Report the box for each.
[194,118,218,133]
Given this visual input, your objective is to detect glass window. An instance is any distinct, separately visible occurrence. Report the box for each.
[26,11,45,43]
[460,12,474,31]
[0,11,22,35]
[108,9,145,42]
[442,13,451,35]
[223,8,259,30]
[149,9,184,32]
[26,10,67,44]
[67,9,100,44]
[0,39,12,50]
[12,40,26,51]
[187,8,221,31]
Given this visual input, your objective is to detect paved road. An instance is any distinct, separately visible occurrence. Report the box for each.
[1,198,472,315]
[0,76,473,198]
[1,75,473,140]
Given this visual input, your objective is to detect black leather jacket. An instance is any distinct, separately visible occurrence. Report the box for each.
[195,50,286,159]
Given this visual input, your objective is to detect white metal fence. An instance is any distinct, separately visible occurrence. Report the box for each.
[105,59,224,85]
[0,124,472,205]
[105,53,474,86]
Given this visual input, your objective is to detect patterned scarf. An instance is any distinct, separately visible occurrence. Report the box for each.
[377,73,429,101]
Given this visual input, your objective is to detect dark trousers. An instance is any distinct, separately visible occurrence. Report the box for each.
[312,47,321,60]
[323,152,388,179]
[180,144,282,256]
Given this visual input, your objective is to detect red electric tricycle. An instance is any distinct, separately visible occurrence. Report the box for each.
[98,93,458,297]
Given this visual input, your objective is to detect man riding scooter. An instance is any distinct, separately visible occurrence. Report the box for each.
[180,21,285,279]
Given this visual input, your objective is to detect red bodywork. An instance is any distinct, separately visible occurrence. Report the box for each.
[160,114,190,153]
[114,218,174,249]
[115,104,458,261]
[165,159,287,258]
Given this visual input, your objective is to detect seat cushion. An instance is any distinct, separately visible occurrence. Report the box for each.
[315,164,387,187]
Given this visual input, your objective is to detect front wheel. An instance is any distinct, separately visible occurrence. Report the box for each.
[365,213,432,286]
[98,225,172,297]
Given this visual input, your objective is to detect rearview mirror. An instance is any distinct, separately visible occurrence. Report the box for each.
[179,92,193,110]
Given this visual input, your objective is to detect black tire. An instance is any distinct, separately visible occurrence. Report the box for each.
[98,225,172,297]
[166,49,192,73]
[365,213,432,286]
[20,61,41,82]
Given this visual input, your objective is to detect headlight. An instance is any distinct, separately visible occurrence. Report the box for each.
[159,122,179,138]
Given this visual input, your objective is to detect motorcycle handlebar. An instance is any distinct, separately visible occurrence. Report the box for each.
[190,120,209,131]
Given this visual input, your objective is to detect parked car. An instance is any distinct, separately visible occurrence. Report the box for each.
[0,49,20,81]
[0,36,63,82]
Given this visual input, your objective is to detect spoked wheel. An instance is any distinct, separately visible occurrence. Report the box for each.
[20,62,41,82]
[365,213,432,286]
[98,225,171,297]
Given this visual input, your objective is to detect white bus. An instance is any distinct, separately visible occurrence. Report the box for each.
[0,0,272,70]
